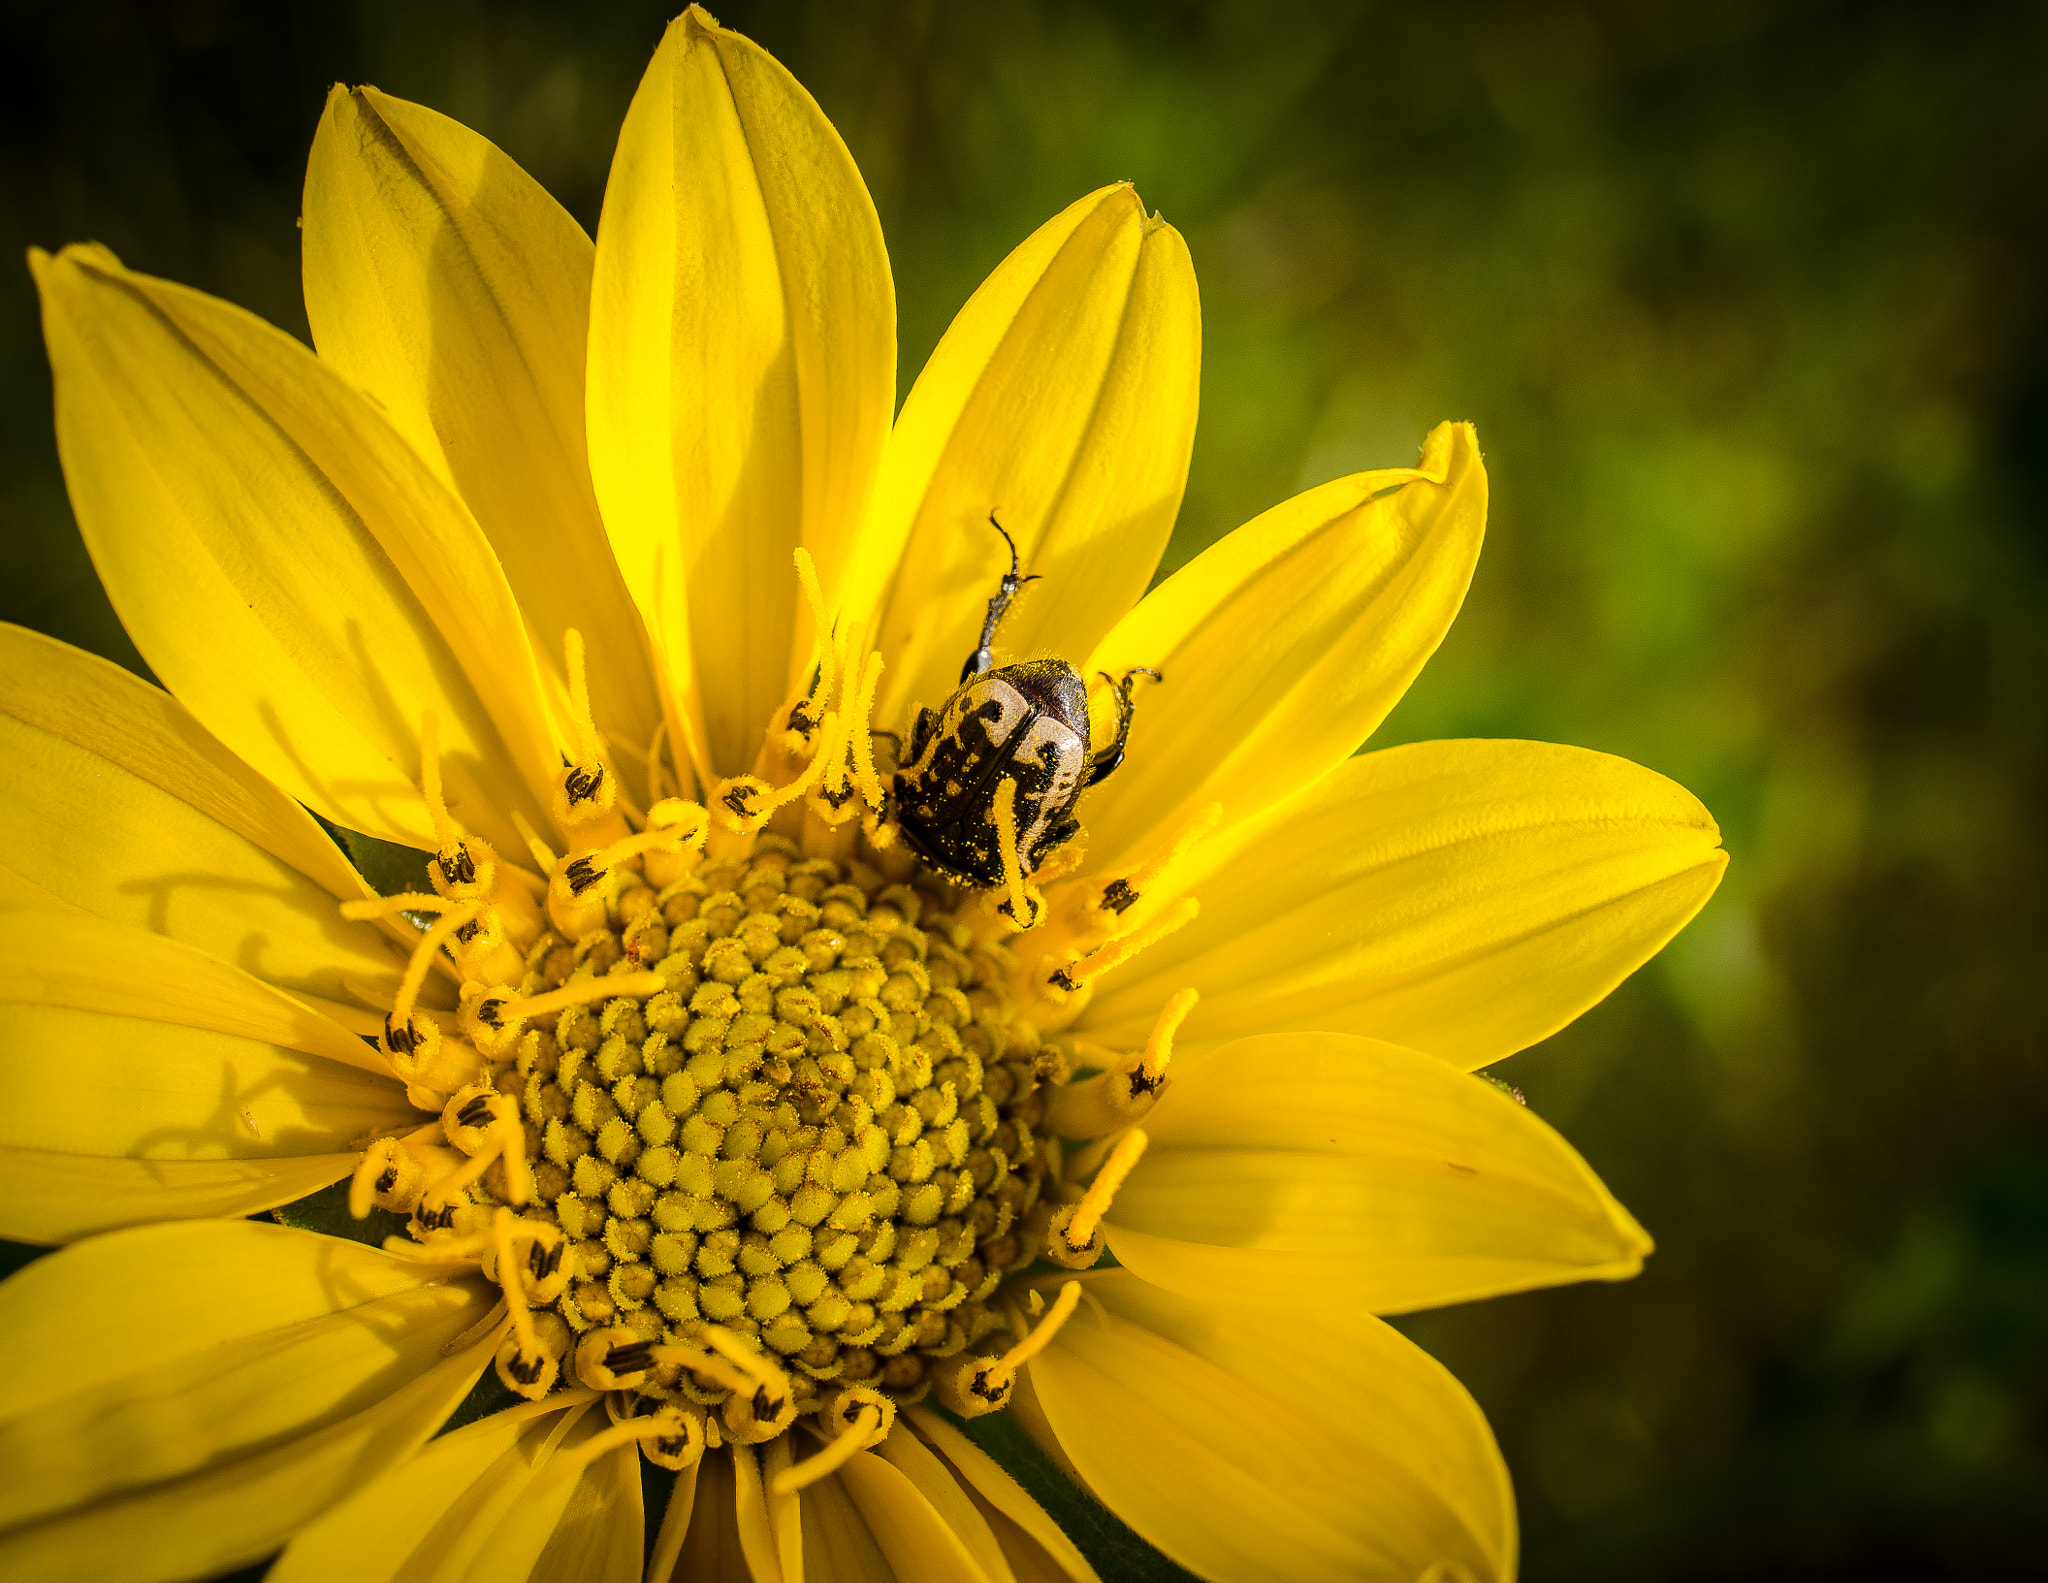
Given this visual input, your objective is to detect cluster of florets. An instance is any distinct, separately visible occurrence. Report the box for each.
[401,833,1061,1436]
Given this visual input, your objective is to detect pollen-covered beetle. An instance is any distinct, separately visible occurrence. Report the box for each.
[892,515,1157,888]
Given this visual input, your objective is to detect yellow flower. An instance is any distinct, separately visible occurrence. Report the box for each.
[0,8,1724,1583]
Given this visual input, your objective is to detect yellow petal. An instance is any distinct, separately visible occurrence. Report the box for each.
[303,85,664,769]
[732,1442,784,1583]
[0,909,415,1232]
[509,1413,646,1583]
[589,7,894,775]
[906,1411,1101,1583]
[0,624,399,1002]
[854,185,1199,735]
[648,1459,703,1583]
[1023,1271,1511,1583]
[795,1472,893,1583]
[0,906,383,1072]
[876,1428,1016,1583]
[670,1451,755,1582]
[0,1221,497,1583]
[268,1398,589,1583]
[32,243,557,855]
[1079,421,1484,871]
[834,1448,994,1583]
[0,1149,359,1245]
[1082,738,1726,1069]
[1102,1031,1649,1313]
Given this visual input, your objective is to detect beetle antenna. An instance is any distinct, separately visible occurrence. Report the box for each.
[961,512,1041,681]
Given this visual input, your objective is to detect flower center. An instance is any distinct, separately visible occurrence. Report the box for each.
[357,831,1078,1450]
[339,559,1211,1472]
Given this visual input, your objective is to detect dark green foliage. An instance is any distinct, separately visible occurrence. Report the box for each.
[3,3,2044,1577]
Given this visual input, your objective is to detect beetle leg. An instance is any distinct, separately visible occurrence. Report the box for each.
[961,513,1042,681]
[1083,668,1162,787]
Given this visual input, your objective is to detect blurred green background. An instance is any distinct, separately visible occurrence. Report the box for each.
[3,0,2044,1577]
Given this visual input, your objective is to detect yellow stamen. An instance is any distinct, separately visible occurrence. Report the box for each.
[650,1342,757,1399]
[1099,800,1223,915]
[641,798,710,888]
[757,715,835,816]
[344,899,480,1030]
[769,1388,894,1497]
[1135,987,1197,1094]
[443,1295,509,1357]
[563,628,600,764]
[1047,988,1197,1138]
[787,547,836,742]
[991,777,1037,930]
[644,718,671,804]
[348,1136,424,1218]
[534,1407,698,1491]
[338,891,462,921]
[1047,896,1200,997]
[599,825,693,871]
[1029,838,1088,890]
[1068,1129,1148,1249]
[508,972,667,1027]
[1045,1129,1148,1268]
[419,709,457,850]
[702,1325,792,1400]
[491,1208,540,1362]
[378,1228,493,1263]
[511,809,558,873]
[943,1280,1083,1417]
[845,651,887,813]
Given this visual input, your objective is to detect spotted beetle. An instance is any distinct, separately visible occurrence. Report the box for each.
[892,516,1157,888]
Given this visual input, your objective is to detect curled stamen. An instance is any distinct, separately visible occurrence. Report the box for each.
[1045,1129,1149,1269]
[1048,988,1198,1138]
[642,797,710,888]
[495,1317,573,1400]
[534,1405,699,1492]
[421,1097,528,1209]
[648,1341,757,1399]
[941,1280,1084,1418]
[702,1326,790,1392]
[348,1135,425,1218]
[769,1387,895,1497]
[701,1326,797,1442]
[339,898,479,1030]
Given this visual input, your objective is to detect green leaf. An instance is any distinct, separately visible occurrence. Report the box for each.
[270,1178,410,1249]
[329,821,435,898]
[949,1407,1202,1583]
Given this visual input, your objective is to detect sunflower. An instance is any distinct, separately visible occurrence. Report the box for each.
[0,8,1725,1582]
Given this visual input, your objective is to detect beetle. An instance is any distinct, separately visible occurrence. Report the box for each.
[892,515,1157,888]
